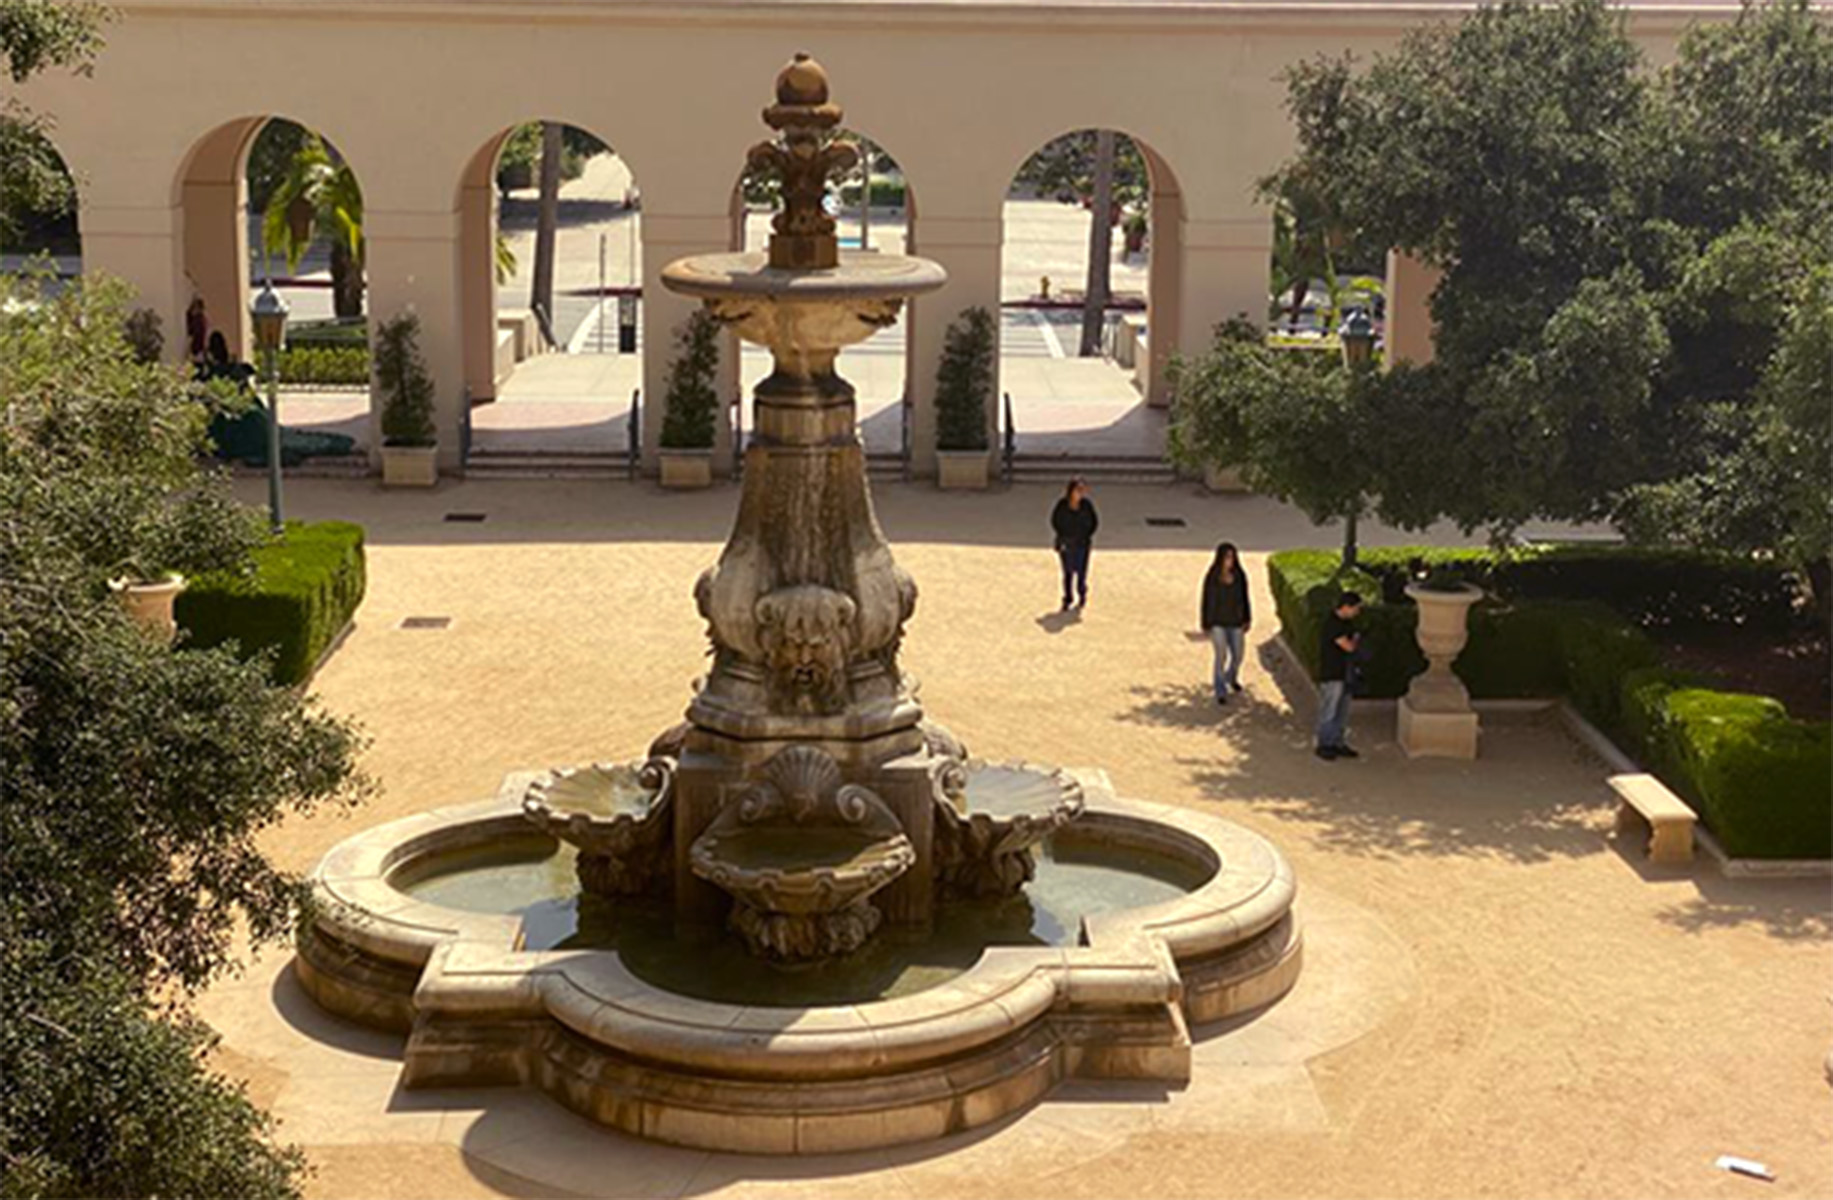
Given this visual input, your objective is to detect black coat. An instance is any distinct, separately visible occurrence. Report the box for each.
[1051,498,1099,549]
[1201,568,1251,629]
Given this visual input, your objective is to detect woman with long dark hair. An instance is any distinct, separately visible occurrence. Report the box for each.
[1200,541,1251,703]
[1050,478,1099,611]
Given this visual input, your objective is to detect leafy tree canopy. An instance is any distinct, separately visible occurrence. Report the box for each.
[1,269,372,1197]
[1202,0,1831,570]
[0,0,110,245]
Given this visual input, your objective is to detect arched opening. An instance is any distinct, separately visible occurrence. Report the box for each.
[175,116,372,464]
[732,130,914,470]
[1,129,83,281]
[458,122,638,466]
[1000,130,1182,465]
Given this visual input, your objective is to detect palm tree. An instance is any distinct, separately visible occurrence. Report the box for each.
[261,133,365,318]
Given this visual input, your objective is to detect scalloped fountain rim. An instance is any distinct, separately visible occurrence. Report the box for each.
[298,767,1302,1155]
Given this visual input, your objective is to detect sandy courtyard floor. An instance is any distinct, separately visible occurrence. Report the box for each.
[203,478,1831,1200]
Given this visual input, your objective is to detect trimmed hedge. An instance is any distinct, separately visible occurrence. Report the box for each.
[1268,547,1831,859]
[278,344,368,386]
[1291,544,1799,633]
[176,521,366,685]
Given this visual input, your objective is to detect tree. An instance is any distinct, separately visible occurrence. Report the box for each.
[1169,320,1374,564]
[1,269,371,1196]
[530,121,563,336]
[935,307,996,452]
[0,0,109,246]
[261,132,365,318]
[1259,0,1831,569]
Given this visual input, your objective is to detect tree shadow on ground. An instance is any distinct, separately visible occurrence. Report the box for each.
[1652,874,1833,943]
[1123,643,1833,944]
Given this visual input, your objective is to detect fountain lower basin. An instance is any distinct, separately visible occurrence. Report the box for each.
[297,766,1301,1154]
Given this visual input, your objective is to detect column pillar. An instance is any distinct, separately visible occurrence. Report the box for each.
[77,201,186,360]
[366,209,465,471]
[177,117,263,360]
[1145,188,1184,409]
[1177,215,1276,362]
[459,161,500,403]
[642,212,732,478]
[1384,249,1442,366]
[905,212,1002,478]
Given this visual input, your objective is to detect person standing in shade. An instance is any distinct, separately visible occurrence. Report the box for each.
[1201,542,1251,704]
[1050,478,1099,611]
[1316,590,1363,759]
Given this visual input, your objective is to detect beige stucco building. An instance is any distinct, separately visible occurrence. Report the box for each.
[21,0,1723,476]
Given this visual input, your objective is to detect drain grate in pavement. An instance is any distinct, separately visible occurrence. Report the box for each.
[1144,516,1189,528]
[444,512,488,523]
[399,616,452,630]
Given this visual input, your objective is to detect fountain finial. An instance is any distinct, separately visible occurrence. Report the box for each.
[749,52,856,270]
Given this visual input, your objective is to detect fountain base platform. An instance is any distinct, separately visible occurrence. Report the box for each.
[297,768,1300,1154]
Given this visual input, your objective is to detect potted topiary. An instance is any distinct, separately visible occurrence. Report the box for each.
[659,310,720,489]
[374,311,438,487]
[934,306,995,490]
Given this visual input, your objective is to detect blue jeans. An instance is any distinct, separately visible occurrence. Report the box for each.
[1316,679,1352,748]
[1057,542,1090,605]
[1210,626,1245,695]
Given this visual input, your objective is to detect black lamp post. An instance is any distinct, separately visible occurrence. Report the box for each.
[1336,306,1377,568]
[251,281,290,533]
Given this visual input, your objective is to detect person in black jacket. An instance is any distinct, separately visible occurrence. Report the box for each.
[1049,478,1099,610]
[1200,542,1251,703]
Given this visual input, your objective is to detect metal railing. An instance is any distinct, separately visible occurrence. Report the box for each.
[459,384,473,468]
[626,388,641,481]
[1001,391,1017,484]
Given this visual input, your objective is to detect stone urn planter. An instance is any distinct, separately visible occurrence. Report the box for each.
[111,574,186,641]
[659,448,714,490]
[381,444,438,488]
[936,448,990,491]
[1204,463,1248,494]
[1398,582,1484,758]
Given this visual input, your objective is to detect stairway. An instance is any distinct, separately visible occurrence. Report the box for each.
[463,447,630,480]
[1007,453,1178,486]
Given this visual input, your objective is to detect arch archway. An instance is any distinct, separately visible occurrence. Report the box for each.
[2,130,83,278]
[999,129,1184,462]
[457,121,641,462]
[175,115,372,455]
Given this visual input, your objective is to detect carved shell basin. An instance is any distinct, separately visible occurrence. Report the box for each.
[948,761,1086,842]
[691,825,916,917]
[520,761,671,855]
[662,251,947,355]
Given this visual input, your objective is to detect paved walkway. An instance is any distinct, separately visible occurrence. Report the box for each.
[200,478,1831,1200]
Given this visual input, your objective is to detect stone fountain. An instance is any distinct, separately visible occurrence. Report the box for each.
[295,55,1303,1155]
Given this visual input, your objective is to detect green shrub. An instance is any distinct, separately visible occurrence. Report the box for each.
[1557,610,1663,733]
[278,344,368,386]
[374,313,436,448]
[176,521,365,685]
[1622,675,1833,859]
[659,310,720,450]
[1499,546,1799,634]
[935,307,995,452]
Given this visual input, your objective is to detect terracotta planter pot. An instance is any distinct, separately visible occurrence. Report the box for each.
[936,449,990,491]
[382,445,439,488]
[112,574,186,641]
[660,449,714,490]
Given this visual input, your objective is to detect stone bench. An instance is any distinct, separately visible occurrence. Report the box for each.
[1608,772,1697,864]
